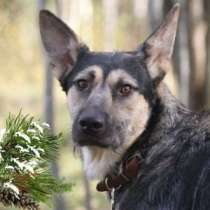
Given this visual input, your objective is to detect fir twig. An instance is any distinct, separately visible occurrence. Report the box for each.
[0,112,72,209]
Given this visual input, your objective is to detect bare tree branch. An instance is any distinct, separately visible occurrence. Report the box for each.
[37,0,66,209]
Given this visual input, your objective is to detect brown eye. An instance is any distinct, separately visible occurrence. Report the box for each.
[119,84,133,96]
[76,79,89,90]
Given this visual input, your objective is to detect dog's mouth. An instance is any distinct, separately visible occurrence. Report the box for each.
[75,137,109,148]
[73,129,111,148]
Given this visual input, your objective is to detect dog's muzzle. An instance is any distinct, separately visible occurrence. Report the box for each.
[73,107,109,147]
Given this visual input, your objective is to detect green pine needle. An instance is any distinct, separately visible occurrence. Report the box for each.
[0,111,72,208]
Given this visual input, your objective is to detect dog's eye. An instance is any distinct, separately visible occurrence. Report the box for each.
[76,79,89,90]
[118,84,133,96]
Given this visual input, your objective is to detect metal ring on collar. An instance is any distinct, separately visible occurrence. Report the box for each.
[105,177,113,191]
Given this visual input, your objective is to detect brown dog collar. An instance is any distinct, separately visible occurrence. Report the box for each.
[96,155,141,192]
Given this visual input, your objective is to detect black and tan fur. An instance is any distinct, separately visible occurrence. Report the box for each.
[39,4,210,210]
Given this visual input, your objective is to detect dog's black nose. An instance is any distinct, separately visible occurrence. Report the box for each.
[78,114,105,135]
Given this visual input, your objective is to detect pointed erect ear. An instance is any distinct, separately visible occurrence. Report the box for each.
[39,10,85,80]
[138,4,180,81]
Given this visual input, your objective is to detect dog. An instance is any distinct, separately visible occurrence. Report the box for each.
[39,4,210,210]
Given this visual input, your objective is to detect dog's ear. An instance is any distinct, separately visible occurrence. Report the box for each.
[39,10,84,79]
[138,4,180,81]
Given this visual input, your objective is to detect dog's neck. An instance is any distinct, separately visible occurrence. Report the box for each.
[155,83,188,131]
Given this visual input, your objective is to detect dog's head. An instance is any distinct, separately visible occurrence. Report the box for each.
[39,4,180,179]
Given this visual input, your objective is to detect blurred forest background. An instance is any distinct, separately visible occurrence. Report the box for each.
[0,0,210,210]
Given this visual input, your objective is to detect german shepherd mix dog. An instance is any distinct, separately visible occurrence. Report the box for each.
[39,4,210,210]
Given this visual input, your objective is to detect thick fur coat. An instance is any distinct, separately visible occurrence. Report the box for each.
[113,84,210,210]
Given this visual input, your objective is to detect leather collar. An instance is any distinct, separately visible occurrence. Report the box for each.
[96,154,142,192]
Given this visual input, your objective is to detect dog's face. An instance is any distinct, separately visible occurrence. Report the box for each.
[67,52,154,150]
[39,5,179,179]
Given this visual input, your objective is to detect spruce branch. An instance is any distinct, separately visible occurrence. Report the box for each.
[0,112,72,209]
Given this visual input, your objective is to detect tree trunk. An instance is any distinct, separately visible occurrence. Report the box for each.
[187,0,205,111]
[148,0,164,31]
[102,0,120,50]
[55,0,62,17]
[204,0,210,109]
[163,0,207,110]
[37,1,66,210]
[164,0,192,107]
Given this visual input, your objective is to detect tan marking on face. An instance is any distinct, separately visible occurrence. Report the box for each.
[74,65,103,84]
[67,65,103,120]
[106,69,138,88]
[107,69,150,149]
[112,93,151,149]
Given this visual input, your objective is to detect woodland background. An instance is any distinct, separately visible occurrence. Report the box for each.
[0,0,210,210]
